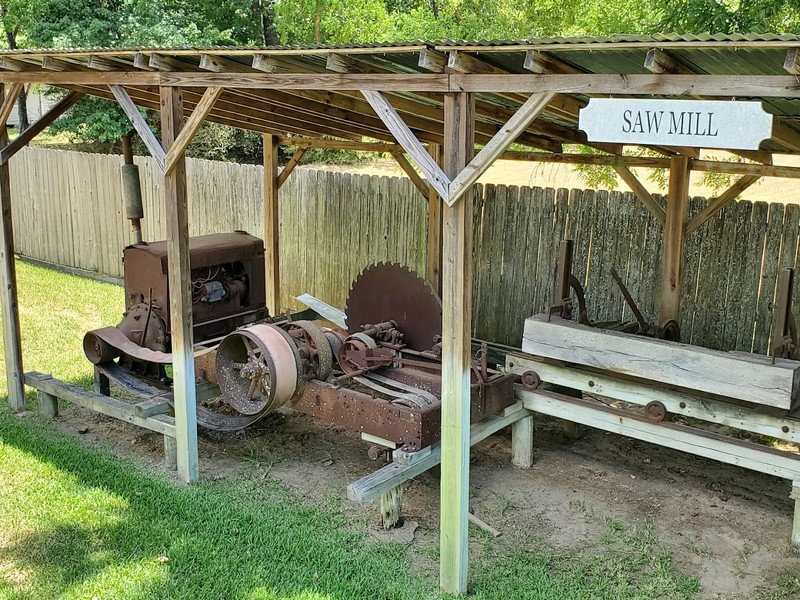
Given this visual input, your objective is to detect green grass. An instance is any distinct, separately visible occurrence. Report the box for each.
[0,260,704,599]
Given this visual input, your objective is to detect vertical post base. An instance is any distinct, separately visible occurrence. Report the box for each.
[94,367,110,396]
[562,420,585,441]
[381,485,404,530]
[791,481,800,554]
[37,390,58,419]
[511,414,534,468]
[164,435,178,471]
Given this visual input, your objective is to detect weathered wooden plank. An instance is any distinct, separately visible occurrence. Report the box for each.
[722,201,753,350]
[508,353,800,445]
[737,201,769,352]
[164,86,224,175]
[348,402,527,502]
[753,203,784,353]
[24,372,175,436]
[110,85,166,171]
[439,90,474,596]
[660,155,690,326]
[523,315,800,409]
[264,133,280,315]
[516,388,800,481]
[0,118,24,411]
[160,85,199,483]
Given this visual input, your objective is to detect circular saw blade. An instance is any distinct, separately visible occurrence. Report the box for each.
[345,263,442,352]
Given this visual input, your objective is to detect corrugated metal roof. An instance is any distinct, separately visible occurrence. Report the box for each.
[1,35,800,156]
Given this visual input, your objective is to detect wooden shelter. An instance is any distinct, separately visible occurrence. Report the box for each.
[5,34,800,593]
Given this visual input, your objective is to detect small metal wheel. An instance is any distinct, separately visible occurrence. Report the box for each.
[659,320,681,342]
[520,370,541,390]
[645,400,668,423]
[282,320,334,380]
[337,332,379,375]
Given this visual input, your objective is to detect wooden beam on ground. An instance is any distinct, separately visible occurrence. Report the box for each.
[0,83,22,128]
[391,151,428,197]
[164,86,223,175]
[0,91,83,165]
[160,85,199,483]
[277,147,306,188]
[660,155,690,326]
[0,86,23,412]
[439,89,475,595]
[448,92,555,206]
[264,134,281,315]
[361,90,450,201]
[427,143,443,296]
[110,84,166,171]
[685,175,761,235]
[613,166,666,225]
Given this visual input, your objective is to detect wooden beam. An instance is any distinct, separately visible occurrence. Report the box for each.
[660,155,690,325]
[264,134,280,315]
[0,57,37,72]
[499,150,672,168]
[199,54,253,73]
[448,92,555,206]
[644,48,692,74]
[685,175,761,235]
[41,57,85,72]
[133,53,157,71]
[427,143,443,296]
[613,166,666,225]
[277,136,405,152]
[447,51,507,75]
[439,90,474,595]
[164,86,223,175]
[517,388,800,481]
[523,50,582,74]
[0,86,23,412]
[277,147,306,188]
[691,159,800,178]
[0,83,22,128]
[160,85,199,483]
[0,91,83,165]
[361,90,450,201]
[785,48,800,74]
[87,55,122,71]
[391,151,428,197]
[109,84,166,171]
[418,48,448,72]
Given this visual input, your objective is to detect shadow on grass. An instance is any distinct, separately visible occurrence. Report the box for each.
[0,398,433,600]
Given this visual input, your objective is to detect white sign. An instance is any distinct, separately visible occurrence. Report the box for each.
[578,99,773,150]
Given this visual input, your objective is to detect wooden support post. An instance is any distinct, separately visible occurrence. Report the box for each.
[160,86,199,484]
[263,133,280,315]
[164,435,178,471]
[381,485,403,529]
[792,481,800,553]
[37,390,58,419]
[94,367,110,396]
[511,414,534,468]
[276,147,306,188]
[439,90,474,595]
[427,143,443,296]
[0,85,24,412]
[660,155,690,326]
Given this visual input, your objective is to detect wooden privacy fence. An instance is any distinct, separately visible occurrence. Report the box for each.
[8,146,800,354]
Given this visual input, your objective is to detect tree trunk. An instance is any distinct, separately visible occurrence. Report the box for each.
[430,0,439,18]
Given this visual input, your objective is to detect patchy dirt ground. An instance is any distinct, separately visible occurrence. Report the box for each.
[37,398,800,599]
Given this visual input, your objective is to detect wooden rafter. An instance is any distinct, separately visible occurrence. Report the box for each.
[164,86,224,175]
[448,92,555,205]
[613,166,666,225]
[109,84,166,171]
[0,90,84,164]
[685,175,761,235]
[277,147,306,188]
[391,151,429,197]
[361,90,450,200]
[0,82,23,128]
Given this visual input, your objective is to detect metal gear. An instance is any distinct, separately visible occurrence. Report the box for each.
[344,262,442,352]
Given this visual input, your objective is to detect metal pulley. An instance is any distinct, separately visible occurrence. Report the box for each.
[216,323,302,416]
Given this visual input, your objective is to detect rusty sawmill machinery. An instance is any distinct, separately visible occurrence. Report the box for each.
[84,240,515,453]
